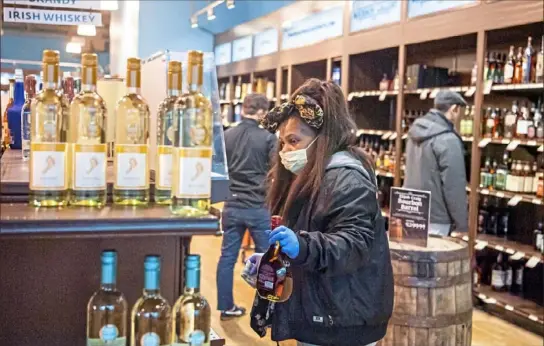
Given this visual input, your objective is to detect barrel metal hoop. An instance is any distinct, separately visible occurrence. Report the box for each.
[390,310,473,328]
[390,247,469,263]
[393,272,471,288]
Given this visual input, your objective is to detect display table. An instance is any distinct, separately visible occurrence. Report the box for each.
[0,151,226,346]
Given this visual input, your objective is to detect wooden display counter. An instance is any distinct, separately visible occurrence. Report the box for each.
[0,151,225,346]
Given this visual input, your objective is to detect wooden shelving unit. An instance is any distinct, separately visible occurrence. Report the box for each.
[215,0,544,335]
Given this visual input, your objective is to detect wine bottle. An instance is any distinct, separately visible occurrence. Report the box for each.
[69,53,108,207]
[131,255,172,346]
[7,69,25,150]
[21,75,36,161]
[87,250,128,346]
[113,58,150,206]
[155,61,182,205]
[171,51,212,216]
[491,253,505,292]
[29,50,69,207]
[172,255,211,345]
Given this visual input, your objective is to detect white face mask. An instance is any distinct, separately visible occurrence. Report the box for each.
[279,137,318,174]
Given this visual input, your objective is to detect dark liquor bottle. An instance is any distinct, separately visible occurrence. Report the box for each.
[495,152,509,191]
[504,45,516,84]
[534,222,544,252]
[486,198,498,236]
[477,197,489,234]
[491,253,506,292]
[514,47,524,84]
[511,259,524,296]
[522,36,535,84]
[483,107,493,138]
[497,200,510,238]
[504,256,513,292]
[534,106,544,139]
[536,35,544,83]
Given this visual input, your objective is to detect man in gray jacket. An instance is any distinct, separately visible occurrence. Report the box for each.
[404,91,469,235]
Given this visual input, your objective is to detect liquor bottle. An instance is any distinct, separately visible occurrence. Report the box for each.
[155,61,182,205]
[479,157,492,189]
[504,256,513,292]
[492,108,501,138]
[256,238,289,302]
[21,75,36,161]
[504,101,519,139]
[513,47,524,84]
[516,102,529,139]
[29,50,69,207]
[515,161,525,193]
[537,159,544,197]
[234,76,242,100]
[69,53,108,207]
[527,104,536,139]
[497,200,510,238]
[7,69,25,150]
[522,36,535,84]
[483,107,495,138]
[495,152,509,191]
[113,58,151,206]
[172,255,211,345]
[379,74,390,91]
[87,250,128,345]
[491,253,505,292]
[63,76,75,103]
[483,52,490,82]
[473,262,482,288]
[504,46,516,84]
[171,51,213,217]
[534,222,543,252]
[486,198,498,235]
[460,107,469,137]
[493,53,503,84]
[534,106,544,139]
[523,161,534,194]
[131,256,172,346]
[470,61,478,86]
[477,196,489,234]
[2,78,15,151]
[512,259,524,296]
[466,106,474,137]
[536,35,544,83]
[487,52,497,81]
[532,160,539,194]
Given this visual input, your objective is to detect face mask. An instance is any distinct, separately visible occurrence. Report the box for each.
[279,137,318,174]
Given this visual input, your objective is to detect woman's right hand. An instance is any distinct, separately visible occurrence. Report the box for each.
[241,253,263,288]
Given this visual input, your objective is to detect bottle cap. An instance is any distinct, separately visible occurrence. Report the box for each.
[101,250,117,265]
[144,255,161,271]
[186,254,201,269]
[42,50,60,64]
[187,50,204,64]
[82,53,98,67]
[127,57,141,70]
[168,61,182,73]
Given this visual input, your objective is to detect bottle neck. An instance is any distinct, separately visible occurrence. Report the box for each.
[167,89,180,97]
[100,262,117,290]
[144,268,160,295]
[42,63,59,90]
[187,63,203,92]
[81,66,97,92]
[126,68,141,94]
[185,266,201,294]
[13,81,25,104]
[7,83,14,100]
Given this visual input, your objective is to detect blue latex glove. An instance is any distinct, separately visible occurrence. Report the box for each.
[268,226,300,259]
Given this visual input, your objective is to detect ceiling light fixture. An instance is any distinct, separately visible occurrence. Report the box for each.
[226,0,235,10]
[191,16,198,29]
[100,0,119,11]
[207,7,216,21]
[77,24,96,36]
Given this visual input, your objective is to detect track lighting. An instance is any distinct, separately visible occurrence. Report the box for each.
[191,16,198,29]
[207,7,216,21]
[226,0,235,10]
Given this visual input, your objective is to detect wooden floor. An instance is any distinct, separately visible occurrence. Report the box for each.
[193,235,543,346]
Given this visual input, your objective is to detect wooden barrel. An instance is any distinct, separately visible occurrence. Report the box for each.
[380,237,472,346]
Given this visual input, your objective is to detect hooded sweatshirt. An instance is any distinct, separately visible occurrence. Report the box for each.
[403,109,469,232]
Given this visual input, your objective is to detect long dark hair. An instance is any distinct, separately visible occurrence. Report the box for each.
[266,78,371,226]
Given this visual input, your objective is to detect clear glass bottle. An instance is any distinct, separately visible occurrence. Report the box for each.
[536,35,544,83]
[69,53,108,207]
[171,51,213,217]
[155,61,182,205]
[113,58,150,206]
[29,50,69,207]
[131,255,172,346]
[172,255,211,345]
[87,250,128,346]
[21,75,36,161]
[522,36,535,84]
[504,45,516,84]
[503,101,519,139]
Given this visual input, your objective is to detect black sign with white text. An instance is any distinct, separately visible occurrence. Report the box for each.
[389,187,431,247]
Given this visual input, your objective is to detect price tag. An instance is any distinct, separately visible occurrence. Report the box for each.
[478,138,492,148]
[538,145,543,152]
[402,133,408,140]
[390,133,398,140]
[527,140,537,146]
[510,252,525,261]
[485,297,497,304]
[376,130,385,136]
[401,165,406,171]
[429,88,440,98]
[504,305,514,311]
[462,235,469,241]
[495,245,505,251]
[478,293,487,300]
[532,198,543,205]
[501,139,510,144]
[347,93,355,101]
[484,80,493,94]
[420,89,429,100]
[507,195,523,206]
[464,86,476,97]
[481,189,490,195]
[506,140,520,151]
[369,130,376,135]
[506,248,515,255]
[495,192,505,198]
[357,92,364,98]
[382,132,392,140]
[528,315,539,322]
[387,172,394,178]
[379,91,387,101]
[525,256,540,269]
[356,129,364,136]
[474,241,488,250]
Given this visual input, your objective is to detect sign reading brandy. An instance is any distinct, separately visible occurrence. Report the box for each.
[389,187,431,247]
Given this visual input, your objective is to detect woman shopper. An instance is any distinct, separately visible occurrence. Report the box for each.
[247,79,394,346]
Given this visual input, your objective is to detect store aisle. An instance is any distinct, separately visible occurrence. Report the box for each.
[192,235,542,346]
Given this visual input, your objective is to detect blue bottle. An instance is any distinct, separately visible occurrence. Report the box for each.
[7,70,25,149]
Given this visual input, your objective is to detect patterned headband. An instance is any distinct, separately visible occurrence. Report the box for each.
[261,94,324,133]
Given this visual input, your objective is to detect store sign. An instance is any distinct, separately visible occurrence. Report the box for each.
[214,42,232,66]
[350,0,401,33]
[3,7,102,26]
[282,5,344,50]
[254,28,278,57]
[389,187,431,247]
[3,0,102,10]
[408,0,477,18]
[232,36,253,62]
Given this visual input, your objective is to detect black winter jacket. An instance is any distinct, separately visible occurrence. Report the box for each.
[270,151,394,346]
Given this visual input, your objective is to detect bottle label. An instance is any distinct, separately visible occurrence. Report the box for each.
[43,104,58,141]
[504,64,514,81]
[73,144,107,190]
[175,147,212,199]
[495,171,507,190]
[524,176,534,193]
[536,55,544,78]
[87,337,127,346]
[141,332,161,346]
[30,142,68,190]
[171,329,210,346]
[491,269,504,288]
[114,144,149,190]
[516,120,528,135]
[157,145,173,190]
[537,234,544,251]
[505,268,513,286]
[515,267,523,286]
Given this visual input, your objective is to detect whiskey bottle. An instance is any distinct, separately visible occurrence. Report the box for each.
[527,104,536,139]
[495,152,509,191]
[155,61,182,205]
[69,53,108,207]
[534,222,544,252]
[477,196,489,234]
[516,161,526,193]
[379,74,390,91]
[486,198,499,236]
[512,259,524,296]
[491,253,506,292]
[21,75,36,161]
[171,51,213,217]
[467,106,474,137]
[29,50,69,207]
[504,46,516,84]
[536,35,544,83]
[534,106,544,139]
[523,161,534,194]
[498,200,510,238]
[522,36,535,84]
[503,101,519,139]
[2,78,15,152]
[516,102,529,139]
[514,47,524,84]
[504,256,513,292]
[113,58,151,206]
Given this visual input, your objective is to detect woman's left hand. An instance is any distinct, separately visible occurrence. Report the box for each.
[268,226,300,259]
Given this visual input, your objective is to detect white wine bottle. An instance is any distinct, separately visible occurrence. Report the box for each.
[171,51,213,216]
[172,255,211,346]
[131,255,172,346]
[113,58,150,205]
[87,250,128,346]
[29,50,69,207]
[155,61,182,205]
[70,53,108,207]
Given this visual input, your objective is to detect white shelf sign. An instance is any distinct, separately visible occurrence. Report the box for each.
[232,35,253,62]
[3,7,102,26]
[254,28,278,57]
[408,0,477,18]
[214,42,232,66]
[350,0,401,33]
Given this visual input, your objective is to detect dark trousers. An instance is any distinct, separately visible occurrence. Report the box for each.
[216,206,270,311]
